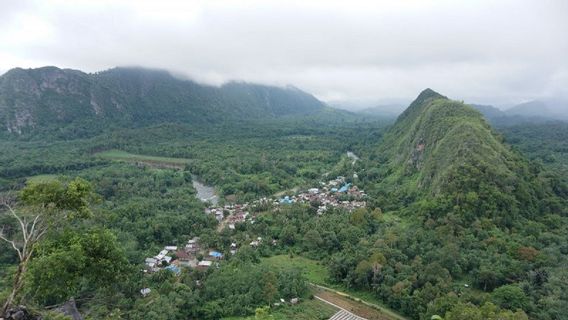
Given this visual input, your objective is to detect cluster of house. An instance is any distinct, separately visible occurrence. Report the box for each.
[277,176,367,215]
[143,237,227,275]
[206,203,251,230]
[203,177,367,230]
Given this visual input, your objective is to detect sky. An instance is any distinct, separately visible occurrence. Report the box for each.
[0,0,567,109]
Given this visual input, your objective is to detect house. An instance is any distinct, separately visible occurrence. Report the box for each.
[186,237,201,253]
[197,260,213,270]
[165,264,181,275]
[155,249,168,260]
[338,183,351,193]
[279,196,294,204]
[209,251,223,259]
[198,260,213,267]
[250,237,262,247]
[175,250,196,267]
[144,258,158,271]
[140,288,151,297]
[164,246,177,251]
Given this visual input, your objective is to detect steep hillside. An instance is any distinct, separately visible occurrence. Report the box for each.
[370,89,559,224]
[341,89,568,319]
[0,66,326,135]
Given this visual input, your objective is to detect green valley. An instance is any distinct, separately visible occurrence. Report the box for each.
[1,69,567,320]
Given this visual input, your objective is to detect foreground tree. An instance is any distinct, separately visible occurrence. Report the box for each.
[0,178,93,314]
[27,228,130,306]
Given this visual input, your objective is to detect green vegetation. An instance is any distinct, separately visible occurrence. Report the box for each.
[1,178,96,313]
[1,87,567,320]
[500,121,568,176]
[25,174,58,184]
[339,90,568,319]
[262,255,328,285]
[0,66,335,137]
[96,150,191,166]
[224,298,337,320]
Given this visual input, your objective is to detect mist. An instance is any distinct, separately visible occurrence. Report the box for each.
[0,0,567,111]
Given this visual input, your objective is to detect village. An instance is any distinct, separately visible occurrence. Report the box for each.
[142,176,366,278]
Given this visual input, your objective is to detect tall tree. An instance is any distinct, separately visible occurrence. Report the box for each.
[0,178,93,313]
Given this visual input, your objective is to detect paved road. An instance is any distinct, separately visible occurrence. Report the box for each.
[314,296,367,320]
[310,283,407,320]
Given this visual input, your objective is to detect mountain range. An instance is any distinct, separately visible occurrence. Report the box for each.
[0,66,328,135]
[470,99,568,126]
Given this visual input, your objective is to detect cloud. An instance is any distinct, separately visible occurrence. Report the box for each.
[0,0,567,107]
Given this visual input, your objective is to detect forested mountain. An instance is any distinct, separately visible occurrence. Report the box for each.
[342,89,568,319]
[372,89,552,220]
[0,66,327,135]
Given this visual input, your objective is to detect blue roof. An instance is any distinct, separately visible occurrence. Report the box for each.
[165,265,181,275]
[338,183,351,193]
[279,196,294,204]
[210,251,223,258]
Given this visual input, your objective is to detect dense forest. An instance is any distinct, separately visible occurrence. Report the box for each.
[1,81,567,320]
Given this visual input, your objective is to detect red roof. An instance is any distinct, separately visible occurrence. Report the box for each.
[176,250,191,260]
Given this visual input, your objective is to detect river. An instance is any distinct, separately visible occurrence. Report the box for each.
[192,177,219,206]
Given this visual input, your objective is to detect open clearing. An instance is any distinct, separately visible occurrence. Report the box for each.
[262,255,329,285]
[95,150,190,169]
[223,298,337,320]
[26,174,58,183]
[262,255,407,320]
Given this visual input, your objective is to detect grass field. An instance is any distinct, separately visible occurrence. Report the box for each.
[262,255,329,285]
[223,298,337,320]
[26,174,58,183]
[95,150,191,167]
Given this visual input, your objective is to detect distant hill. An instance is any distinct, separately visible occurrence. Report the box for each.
[470,101,568,127]
[355,105,402,119]
[0,66,327,135]
[505,99,568,120]
[469,104,505,119]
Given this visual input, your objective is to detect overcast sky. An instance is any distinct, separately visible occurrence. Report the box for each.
[0,0,567,108]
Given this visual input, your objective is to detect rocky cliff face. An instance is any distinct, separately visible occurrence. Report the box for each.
[0,66,326,135]
[0,67,122,134]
